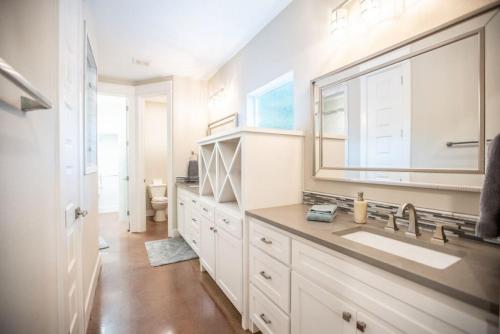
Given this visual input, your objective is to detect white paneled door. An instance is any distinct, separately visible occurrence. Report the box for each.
[60,0,84,333]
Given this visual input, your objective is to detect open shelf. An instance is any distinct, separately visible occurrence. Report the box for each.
[199,143,216,197]
[199,137,241,208]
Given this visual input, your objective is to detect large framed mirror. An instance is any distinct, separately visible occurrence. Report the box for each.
[313,7,500,191]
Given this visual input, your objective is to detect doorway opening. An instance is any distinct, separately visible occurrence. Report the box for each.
[97,94,129,230]
[142,95,169,230]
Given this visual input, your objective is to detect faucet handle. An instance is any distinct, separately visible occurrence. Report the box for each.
[431,223,448,245]
[384,214,399,232]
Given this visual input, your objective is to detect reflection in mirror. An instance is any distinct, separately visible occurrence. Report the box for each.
[312,8,500,190]
[320,33,481,171]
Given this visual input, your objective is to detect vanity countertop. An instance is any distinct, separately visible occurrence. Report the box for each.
[246,204,500,314]
[176,182,199,195]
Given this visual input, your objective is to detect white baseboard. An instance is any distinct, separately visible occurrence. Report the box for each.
[84,253,102,331]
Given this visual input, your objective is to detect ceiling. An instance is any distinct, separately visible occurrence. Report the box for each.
[88,0,293,82]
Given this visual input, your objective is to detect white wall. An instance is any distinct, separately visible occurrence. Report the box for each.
[208,0,498,215]
[144,100,168,214]
[171,76,208,233]
[0,0,60,333]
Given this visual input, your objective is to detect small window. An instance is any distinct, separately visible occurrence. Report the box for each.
[247,72,294,130]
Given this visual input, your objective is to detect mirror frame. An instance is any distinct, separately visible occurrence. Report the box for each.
[313,27,485,175]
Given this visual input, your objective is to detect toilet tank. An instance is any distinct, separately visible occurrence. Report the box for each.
[148,184,166,198]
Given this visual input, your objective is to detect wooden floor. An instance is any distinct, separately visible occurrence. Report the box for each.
[87,213,248,334]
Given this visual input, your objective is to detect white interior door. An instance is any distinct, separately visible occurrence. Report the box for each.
[60,0,84,333]
[97,94,129,224]
[363,63,410,168]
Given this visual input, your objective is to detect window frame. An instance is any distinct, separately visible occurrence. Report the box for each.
[247,71,294,129]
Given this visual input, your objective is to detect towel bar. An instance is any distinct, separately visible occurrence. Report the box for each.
[446,139,492,147]
[0,57,53,111]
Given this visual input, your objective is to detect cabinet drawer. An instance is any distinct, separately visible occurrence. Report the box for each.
[188,195,199,208]
[189,225,200,252]
[250,219,290,265]
[250,246,290,313]
[251,285,290,334]
[190,210,201,228]
[216,209,242,239]
[199,200,215,220]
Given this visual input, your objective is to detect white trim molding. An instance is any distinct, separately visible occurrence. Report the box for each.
[84,253,102,332]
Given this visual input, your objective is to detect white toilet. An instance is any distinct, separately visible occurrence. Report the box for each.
[148,180,168,222]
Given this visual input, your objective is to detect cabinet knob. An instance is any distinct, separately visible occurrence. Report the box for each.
[259,313,272,325]
[203,208,209,212]
[192,199,196,204]
[192,218,197,222]
[223,218,229,223]
[213,228,217,233]
[209,226,214,231]
[342,311,352,322]
[180,202,184,206]
[259,271,272,280]
[260,237,272,244]
[192,240,197,245]
[356,321,367,332]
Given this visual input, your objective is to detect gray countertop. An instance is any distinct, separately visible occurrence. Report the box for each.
[176,182,199,195]
[246,204,500,314]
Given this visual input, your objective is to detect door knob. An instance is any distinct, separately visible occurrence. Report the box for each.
[75,207,88,219]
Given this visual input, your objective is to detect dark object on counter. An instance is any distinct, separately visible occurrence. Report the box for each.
[476,134,500,238]
[188,160,198,178]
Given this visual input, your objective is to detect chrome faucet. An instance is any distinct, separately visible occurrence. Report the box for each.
[396,203,421,238]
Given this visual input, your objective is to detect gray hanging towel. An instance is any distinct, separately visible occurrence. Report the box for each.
[188,160,198,178]
[476,134,500,238]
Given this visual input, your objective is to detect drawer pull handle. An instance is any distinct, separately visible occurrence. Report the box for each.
[223,218,229,223]
[260,237,272,244]
[192,240,197,245]
[342,311,352,322]
[180,202,184,206]
[203,208,208,212]
[209,226,214,231]
[259,271,272,280]
[259,313,272,325]
[356,321,367,332]
[213,228,217,233]
[192,199,196,203]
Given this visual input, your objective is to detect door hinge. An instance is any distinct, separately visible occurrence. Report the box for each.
[127,210,130,216]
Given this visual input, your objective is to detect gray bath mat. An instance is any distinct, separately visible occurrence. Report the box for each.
[145,237,198,267]
[99,236,109,250]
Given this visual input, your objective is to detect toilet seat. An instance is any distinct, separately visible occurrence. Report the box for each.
[151,196,168,203]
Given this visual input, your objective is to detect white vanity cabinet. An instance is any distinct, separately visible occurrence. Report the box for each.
[197,202,243,312]
[291,271,397,334]
[176,192,187,237]
[248,217,498,334]
[200,215,216,277]
[215,225,243,311]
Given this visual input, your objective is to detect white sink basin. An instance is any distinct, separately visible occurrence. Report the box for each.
[342,231,460,269]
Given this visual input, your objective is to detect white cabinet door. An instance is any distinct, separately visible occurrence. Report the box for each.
[176,194,186,237]
[215,227,242,312]
[200,216,216,278]
[291,272,356,334]
[355,310,401,334]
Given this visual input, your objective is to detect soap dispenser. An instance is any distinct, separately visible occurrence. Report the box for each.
[354,192,368,224]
